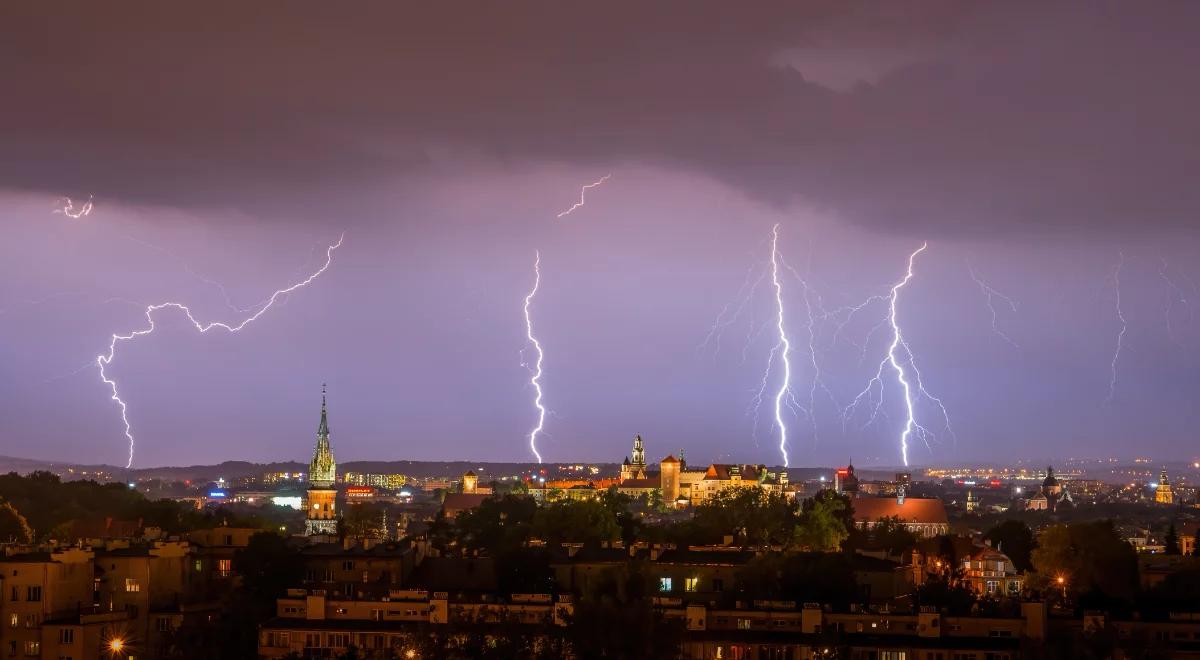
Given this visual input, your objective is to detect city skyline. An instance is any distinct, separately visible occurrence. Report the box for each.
[3,3,1200,467]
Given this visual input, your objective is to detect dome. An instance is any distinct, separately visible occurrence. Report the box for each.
[1042,466,1058,489]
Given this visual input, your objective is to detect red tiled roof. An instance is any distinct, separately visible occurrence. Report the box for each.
[441,493,491,516]
[852,497,948,525]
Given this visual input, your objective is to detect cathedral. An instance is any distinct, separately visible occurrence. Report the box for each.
[305,387,339,536]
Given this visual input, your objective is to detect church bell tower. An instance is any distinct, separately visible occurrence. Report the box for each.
[305,385,339,536]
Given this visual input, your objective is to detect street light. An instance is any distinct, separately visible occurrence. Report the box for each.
[108,638,126,656]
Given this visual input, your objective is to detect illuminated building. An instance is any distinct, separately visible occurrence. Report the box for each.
[660,455,681,503]
[1026,466,1073,512]
[620,435,649,481]
[853,495,949,538]
[462,471,478,494]
[305,387,339,536]
[966,489,978,512]
[1156,468,1175,505]
[834,463,860,497]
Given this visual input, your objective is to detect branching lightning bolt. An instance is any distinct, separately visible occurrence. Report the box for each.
[1159,257,1191,347]
[555,174,611,219]
[768,224,795,467]
[97,234,345,468]
[1106,251,1127,403]
[54,195,94,219]
[843,243,952,466]
[521,251,547,464]
[966,259,1019,348]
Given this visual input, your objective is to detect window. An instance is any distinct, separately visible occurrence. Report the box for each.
[125,578,141,593]
[8,614,16,628]
[737,618,752,630]
[216,559,232,578]
[712,578,724,592]
[9,587,16,602]
[59,629,74,644]
[25,586,41,602]
[305,633,320,648]
[192,559,202,572]
[156,618,172,632]
[327,634,349,648]
[658,577,673,592]
[342,561,355,571]
[881,653,907,660]
[22,642,38,657]
[684,577,699,592]
[23,614,36,628]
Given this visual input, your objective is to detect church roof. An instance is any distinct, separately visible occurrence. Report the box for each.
[852,497,948,525]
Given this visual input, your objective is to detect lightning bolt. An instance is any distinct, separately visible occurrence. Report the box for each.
[521,251,547,464]
[1159,257,1191,347]
[1106,251,1127,403]
[555,174,611,219]
[97,234,344,468]
[54,195,94,219]
[843,243,952,466]
[768,224,795,467]
[966,259,1019,348]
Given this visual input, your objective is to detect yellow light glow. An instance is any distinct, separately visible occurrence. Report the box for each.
[109,638,125,652]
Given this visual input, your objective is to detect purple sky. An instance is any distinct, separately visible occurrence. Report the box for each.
[2,2,1198,468]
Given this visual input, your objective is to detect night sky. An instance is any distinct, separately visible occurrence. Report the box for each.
[2,3,1198,468]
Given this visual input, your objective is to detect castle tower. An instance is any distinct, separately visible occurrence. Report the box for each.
[462,470,478,494]
[305,386,339,536]
[660,455,681,505]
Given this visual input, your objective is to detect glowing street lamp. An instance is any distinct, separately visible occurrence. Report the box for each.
[108,638,126,656]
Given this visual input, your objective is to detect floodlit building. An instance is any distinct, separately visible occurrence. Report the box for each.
[305,387,339,537]
[1156,468,1175,505]
[852,495,950,538]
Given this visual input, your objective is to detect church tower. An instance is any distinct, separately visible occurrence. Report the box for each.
[622,435,648,481]
[305,386,339,536]
[1156,468,1175,505]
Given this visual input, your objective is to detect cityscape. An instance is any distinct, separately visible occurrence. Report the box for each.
[5,3,1200,659]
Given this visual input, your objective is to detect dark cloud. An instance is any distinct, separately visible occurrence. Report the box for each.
[2,2,1199,236]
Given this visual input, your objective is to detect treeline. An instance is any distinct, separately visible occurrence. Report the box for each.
[0,471,293,541]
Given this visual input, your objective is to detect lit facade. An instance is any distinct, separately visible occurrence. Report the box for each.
[305,387,339,536]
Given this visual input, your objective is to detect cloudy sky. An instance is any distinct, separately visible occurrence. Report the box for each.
[2,2,1198,468]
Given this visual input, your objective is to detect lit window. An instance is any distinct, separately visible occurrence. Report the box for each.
[217,559,233,578]
[684,577,699,592]
[8,613,16,628]
[658,577,673,592]
[23,641,39,656]
[737,618,752,630]
[125,578,141,593]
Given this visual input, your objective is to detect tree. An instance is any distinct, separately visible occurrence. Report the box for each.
[566,562,683,659]
[692,487,798,547]
[342,503,384,540]
[737,552,858,607]
[863,516,917,556]
[1030,521,1138,605]
[532,499,619,546]
[0,502,33,543]
[793,495,849,552]
[454,495,538,553]
[985,519,1036,572]
[1165,523,1180,555]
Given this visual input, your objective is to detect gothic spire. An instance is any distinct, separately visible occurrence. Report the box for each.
[309,384,336,488]
[318,383,331,437]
